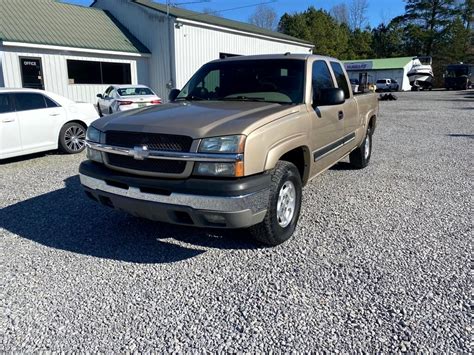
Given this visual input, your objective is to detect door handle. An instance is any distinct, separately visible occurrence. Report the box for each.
[1,118,15,123]
[338,111,344,120]
[49,113,60,116]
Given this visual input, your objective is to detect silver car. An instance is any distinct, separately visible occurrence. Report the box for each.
[96,85,162,116]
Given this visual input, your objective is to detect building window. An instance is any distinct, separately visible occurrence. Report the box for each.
[67,60,131,85]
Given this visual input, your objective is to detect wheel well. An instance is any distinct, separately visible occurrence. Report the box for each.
[368,115,376,132]
[279,146,309,184]
[63,120,87,129]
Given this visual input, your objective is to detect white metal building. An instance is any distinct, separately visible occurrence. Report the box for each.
[0,0,313,103]
[0,0,151,103]
[343,57,414,91]
[92,0,314,98]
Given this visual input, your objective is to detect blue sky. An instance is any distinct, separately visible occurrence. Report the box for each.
[64,0,406,27]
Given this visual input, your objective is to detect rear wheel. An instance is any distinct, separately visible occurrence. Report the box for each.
[349,127,372,169]
[250,161,302,246]
[58,122,86,154]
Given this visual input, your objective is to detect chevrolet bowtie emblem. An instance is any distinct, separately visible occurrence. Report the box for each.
[131,145,149,160]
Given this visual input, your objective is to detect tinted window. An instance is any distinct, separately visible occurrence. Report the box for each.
[102,62,131,85]
[330,62,350,98]
[14,93,47,111]
[44,96,59,108]
[376,79,387,83]
[312,60,334,105]
[67,60,131,85]
[67,60,101,84]
[0,94,14,114]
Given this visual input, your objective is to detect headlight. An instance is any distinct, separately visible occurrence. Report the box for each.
[86,126,101,143]
[85,126,103,163]
[198,135,245,153]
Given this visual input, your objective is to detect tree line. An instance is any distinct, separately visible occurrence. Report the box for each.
[248,0,473,86]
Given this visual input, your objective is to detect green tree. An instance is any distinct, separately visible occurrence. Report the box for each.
[346,28,374,59]
[402,0,460,55]
[278,7,350,58]
[371,21,405,58]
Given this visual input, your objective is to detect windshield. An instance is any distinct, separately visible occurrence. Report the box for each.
[446,66,468,78]
[176,59,306,104]
[118,87,154,96]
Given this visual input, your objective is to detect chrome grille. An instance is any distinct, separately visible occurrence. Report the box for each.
[104,131,192,175]
[105,131,193,152]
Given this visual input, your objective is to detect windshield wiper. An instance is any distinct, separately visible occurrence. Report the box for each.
[175,95,205,101]
[219,96,266,102]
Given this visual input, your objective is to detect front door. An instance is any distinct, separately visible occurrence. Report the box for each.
[309,60,346,176]
[20,57,44,90]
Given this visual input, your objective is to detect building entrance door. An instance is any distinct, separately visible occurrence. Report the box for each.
[19,57,44,90]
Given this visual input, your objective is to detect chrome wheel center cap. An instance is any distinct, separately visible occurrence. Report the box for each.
[277,181,296,228]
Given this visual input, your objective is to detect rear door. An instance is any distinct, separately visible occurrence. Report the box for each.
[13,93,66,151]
[0,93,21,158]
[330,61,359,153]
[309,59,346,174]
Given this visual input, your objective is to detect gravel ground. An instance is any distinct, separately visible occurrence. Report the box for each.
[1,90,472,352]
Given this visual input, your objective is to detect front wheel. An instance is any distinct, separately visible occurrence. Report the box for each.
[349,127,372,169]
[250,161,302,246]
[58,122,86,154]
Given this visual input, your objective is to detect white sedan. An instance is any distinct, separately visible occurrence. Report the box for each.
[0,88,99,160]
[96,85,162,116]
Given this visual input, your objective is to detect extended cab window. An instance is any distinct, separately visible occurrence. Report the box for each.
[14,93,48,111]
[330,62,350,98]
[0,94,14,114]
[312,60,334,106]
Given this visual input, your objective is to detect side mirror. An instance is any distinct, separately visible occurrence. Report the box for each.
[169,88,181,102]
[313,88,345,107]
[96,94,103,99]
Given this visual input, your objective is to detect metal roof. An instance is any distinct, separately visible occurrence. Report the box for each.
[131,0,314,47]
[343,57,414,70]
[0,0,150,54]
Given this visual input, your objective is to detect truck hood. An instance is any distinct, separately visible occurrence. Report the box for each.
[92,100,302,138]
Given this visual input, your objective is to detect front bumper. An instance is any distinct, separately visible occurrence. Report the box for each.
[79,161,269,228]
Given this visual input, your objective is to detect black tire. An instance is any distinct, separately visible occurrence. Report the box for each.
[349,127,372,169]
[58,122,87,154]
[97,103,103,117]
[250,161,302,246]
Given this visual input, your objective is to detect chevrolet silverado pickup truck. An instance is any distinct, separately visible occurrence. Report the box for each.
[80,54,378,246]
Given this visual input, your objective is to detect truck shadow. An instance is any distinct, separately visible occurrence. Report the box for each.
[0,176,256,264]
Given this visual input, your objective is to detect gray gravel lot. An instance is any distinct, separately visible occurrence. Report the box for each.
[1,90,472,352]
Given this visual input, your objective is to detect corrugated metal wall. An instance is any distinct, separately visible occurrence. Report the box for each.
[94,0,313,97]
[173,23,313,88]
[0,47,5,87]
[93,0,172,100]
[0,46,148,102]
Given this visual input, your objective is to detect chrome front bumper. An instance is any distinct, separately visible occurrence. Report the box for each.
[80,174,269,228]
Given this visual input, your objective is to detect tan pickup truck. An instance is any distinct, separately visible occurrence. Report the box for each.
[80,54,378,245]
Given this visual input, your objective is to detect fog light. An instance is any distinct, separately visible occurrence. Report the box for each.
[203,214,226,225]
[194,162,244,177]
[86,147,103,163]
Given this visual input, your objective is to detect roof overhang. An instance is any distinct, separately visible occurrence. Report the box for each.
[1,41,151,58]
[175,18,314,49]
